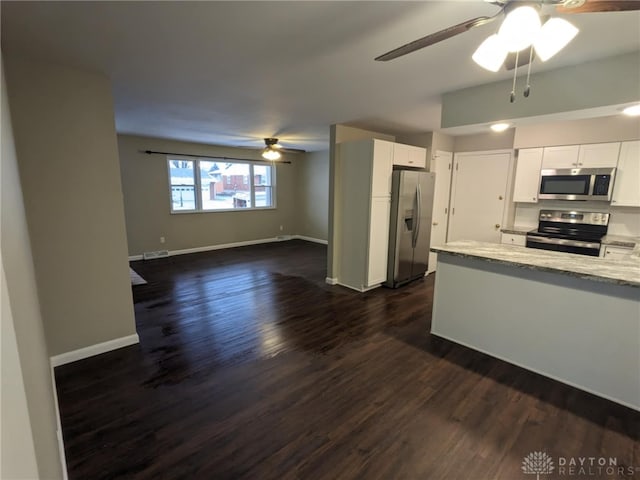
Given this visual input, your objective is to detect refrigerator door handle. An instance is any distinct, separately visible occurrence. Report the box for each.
[412,184,422,248]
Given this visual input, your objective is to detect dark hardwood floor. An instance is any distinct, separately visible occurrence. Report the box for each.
[55,240,640,479]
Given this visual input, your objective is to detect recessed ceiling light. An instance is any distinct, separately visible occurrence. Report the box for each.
[490,123,511,132]
[622,104,640,117]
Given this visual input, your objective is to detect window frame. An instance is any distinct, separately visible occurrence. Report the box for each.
[167,156,277,214]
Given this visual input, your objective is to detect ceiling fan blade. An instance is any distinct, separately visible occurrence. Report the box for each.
[557,0,640,13]
[280,147,306,154]
[375,12,502,62]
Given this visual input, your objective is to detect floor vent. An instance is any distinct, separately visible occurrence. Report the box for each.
[143,250,169,260]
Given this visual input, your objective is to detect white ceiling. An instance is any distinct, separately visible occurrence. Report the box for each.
[2,1,639,151]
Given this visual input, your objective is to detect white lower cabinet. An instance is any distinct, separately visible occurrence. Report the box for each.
[501,233,526,246]
[601,245,633,260]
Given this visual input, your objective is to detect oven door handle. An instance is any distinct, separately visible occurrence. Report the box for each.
[527,236,600,250]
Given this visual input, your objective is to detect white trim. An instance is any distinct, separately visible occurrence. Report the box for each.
[293,235,328,245]
[50,333,140,367]
[49,365,69,480]
[325,277,338,285]
[453,148,515,158]
[169,237,282,256]
[335,281,380,293]
[127,235,329,260]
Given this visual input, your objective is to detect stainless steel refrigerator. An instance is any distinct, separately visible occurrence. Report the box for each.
[385,170,436,288]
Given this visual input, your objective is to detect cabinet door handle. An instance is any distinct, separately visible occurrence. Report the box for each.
[432,222,438,226]
[495,224,501,229]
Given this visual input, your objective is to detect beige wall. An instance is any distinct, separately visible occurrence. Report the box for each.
[118,135,298,255]
[4,56,136,356]
[454,129,515,152]
[1,58,63,478]
[514,115,640,148]
[295,150,329,241]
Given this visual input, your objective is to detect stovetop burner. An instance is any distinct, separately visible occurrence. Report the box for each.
[526,210,609,257]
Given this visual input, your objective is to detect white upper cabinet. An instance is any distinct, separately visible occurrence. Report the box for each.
[541,145,579,168]
[513,148,543,203]
[611,140,640,207]
[393,143,427,169]
[371,139,394,197]
[578,142,620,168]
[541,143,620,169]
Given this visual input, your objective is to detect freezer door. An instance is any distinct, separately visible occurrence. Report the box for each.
[411,172,436,277]
[387,170,419,285]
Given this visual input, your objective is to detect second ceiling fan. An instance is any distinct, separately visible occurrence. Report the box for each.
[261,138,305,160]
[375,0,640,71]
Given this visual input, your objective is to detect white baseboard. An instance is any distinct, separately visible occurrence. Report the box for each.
[336,281,380,293]
[50,333,140,367]
[49,365,69,480]
[168,237,282,257]
[325,277,338,285]
[128,235,329,260]
[293,235,328,245]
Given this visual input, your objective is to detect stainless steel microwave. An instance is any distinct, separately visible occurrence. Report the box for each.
[539,168,616,201]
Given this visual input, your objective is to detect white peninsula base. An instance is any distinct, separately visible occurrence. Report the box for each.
[431,251,640,411]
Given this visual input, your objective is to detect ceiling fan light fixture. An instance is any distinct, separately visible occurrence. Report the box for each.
[262,147,281,161]
[490,122,511,132]
[472,34,508,72]
[533,18,579,61]
[498,5,541,52]
[622,104,640,116]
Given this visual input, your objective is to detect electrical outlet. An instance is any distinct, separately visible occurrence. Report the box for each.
[279,225,283,231]
[160,236,165,244]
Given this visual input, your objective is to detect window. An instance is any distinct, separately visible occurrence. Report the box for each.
[168,158,275,213]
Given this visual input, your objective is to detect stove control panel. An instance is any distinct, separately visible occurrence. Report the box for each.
[538,210,609,226]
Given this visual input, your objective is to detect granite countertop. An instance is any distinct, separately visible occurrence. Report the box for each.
[500,226,533,235]
[431,240,640,288]
[601,234,640,248]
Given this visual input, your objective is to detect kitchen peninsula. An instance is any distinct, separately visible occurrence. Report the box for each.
[430,241,640,411]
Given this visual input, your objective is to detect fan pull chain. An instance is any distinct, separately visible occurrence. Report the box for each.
[510,51,519,103]
[524,46,534,98]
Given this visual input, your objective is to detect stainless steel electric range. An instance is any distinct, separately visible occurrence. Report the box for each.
[526,210,609,257]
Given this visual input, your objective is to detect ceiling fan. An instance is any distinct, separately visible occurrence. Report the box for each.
[261,138,305,160]
[375,0,640,69]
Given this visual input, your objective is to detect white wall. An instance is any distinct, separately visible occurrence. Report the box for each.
[4,55,136,356]
[0,57,63,479]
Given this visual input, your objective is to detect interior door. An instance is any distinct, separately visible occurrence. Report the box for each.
[427,151,453,274]
[448,152,511,244]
